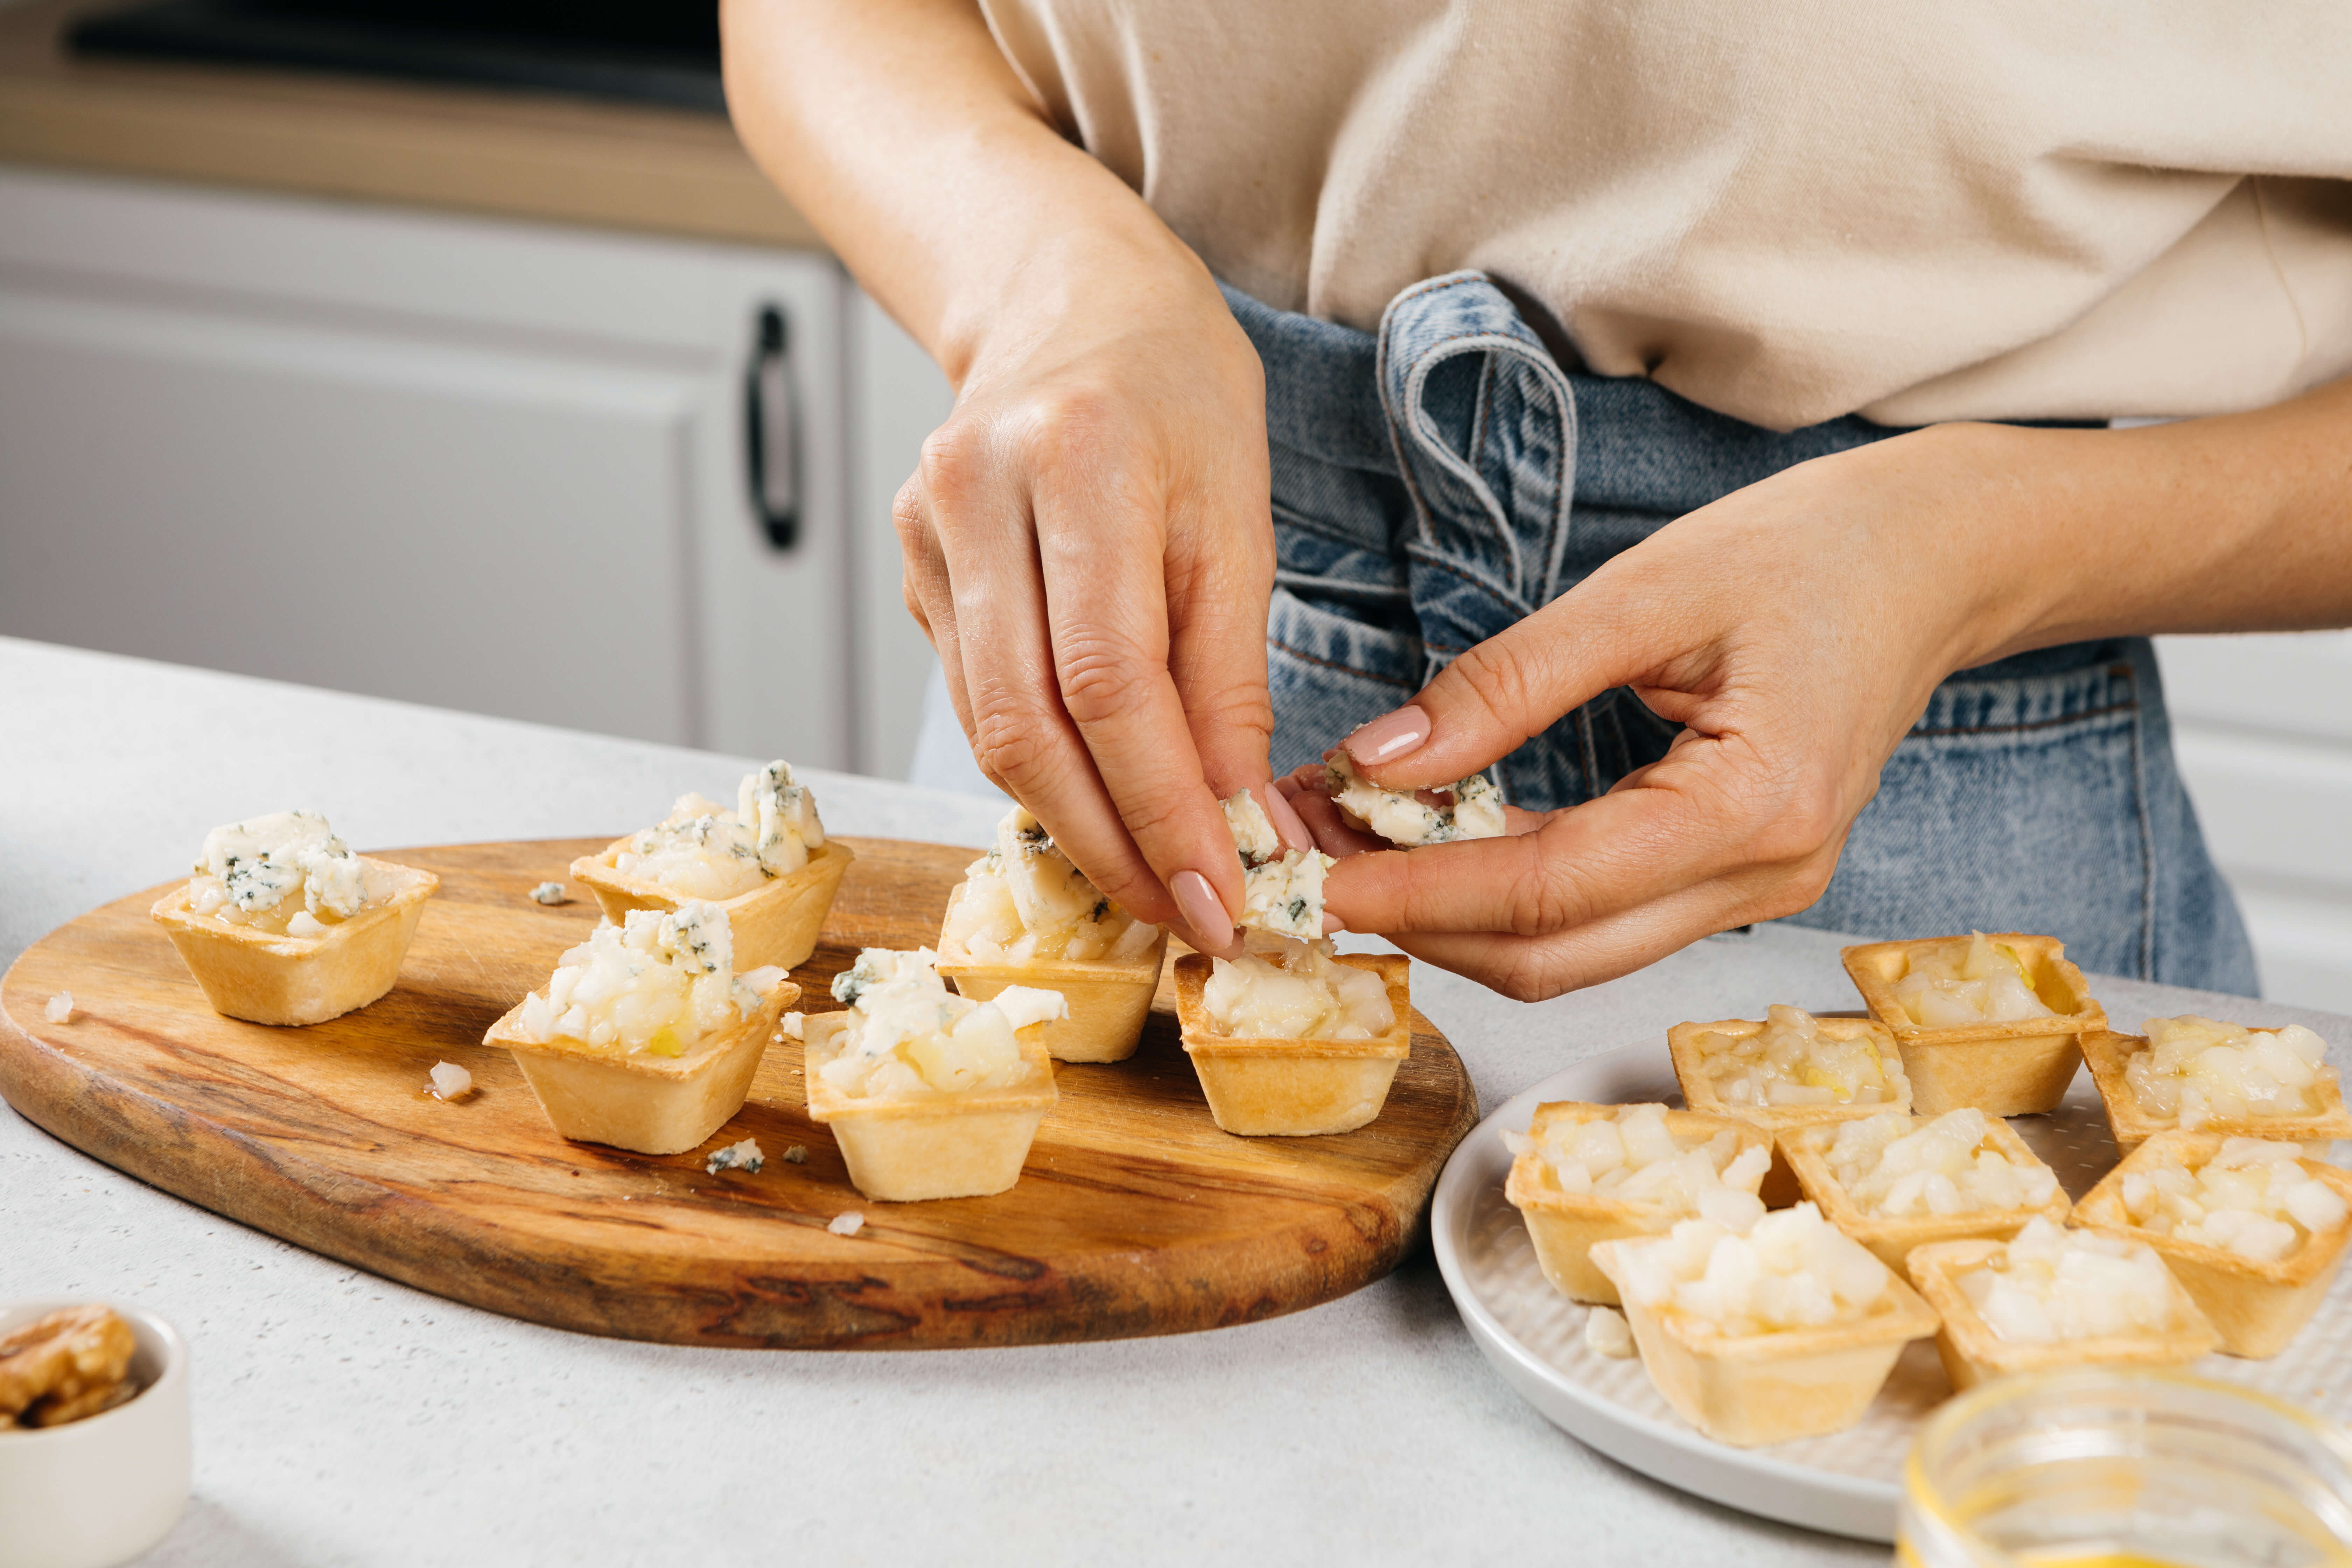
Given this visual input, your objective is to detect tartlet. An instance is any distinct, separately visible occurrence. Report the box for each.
[1783,1113,2070,1271]
[936,940,1167,1064]
[2081,1025,2352,1154]
[1589,1218,1939,1447]
[801,1011,1058,1202]
[1667,1013,1910,1204]
[1841,933,2105,1117]
[486,973,797,1157]
[1504,1102,1775,1306]
[2073,1131,2352,1358]
[151,858,438,1027]
[1906,1234,2220,1392]
[1172,952,1412,1137]
[573,838,853,975]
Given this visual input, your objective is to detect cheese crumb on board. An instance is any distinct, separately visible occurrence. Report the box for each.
[426,1062,473,1100]
[528,882,569,906]
[828,1211,864,1237]
[783,1144,808,1164]
[44,992,74,1024]
[1585,1306,1636,1359]
[1323,750,1505,846]
[940,806,1160,965]
[705,1137,764,1175]
[1221,791,1335,941]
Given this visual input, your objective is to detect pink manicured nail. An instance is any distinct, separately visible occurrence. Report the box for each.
[1344,706,1431,766]
[1262,785,1314,854]
[1320,912,1344,936]
[1170,869,1234,951]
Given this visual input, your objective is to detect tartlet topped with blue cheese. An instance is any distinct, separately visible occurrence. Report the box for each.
[152,811,439,1026]
[1222,791,1336,943]
[801,947,1064,1202]
[486,901,798,1155]
[1322,751,1506,847]
[572,760,854,973]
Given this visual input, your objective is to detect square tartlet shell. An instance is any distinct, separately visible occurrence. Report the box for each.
[802,1011,1058,1202]
[569,837,854,974]
[149,859,439,1027]
[2072,1129,2352,1358]
[1588,1238,1940,1448]
[1667,1015,1910,1206]
[1782,1115,2071,1271]
[1172,953,1412,1138]
[1503,1102,1776,1307]
[1905,1237,2220,1392]
[2080,1027,2352,1155]
[935,884,1168,1064]
[484,977,797,1156]
[1841,934,2106,1117]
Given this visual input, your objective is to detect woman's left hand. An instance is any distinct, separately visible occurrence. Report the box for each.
[1284,421,2061,1001]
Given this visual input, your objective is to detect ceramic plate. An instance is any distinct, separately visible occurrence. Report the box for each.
[1429,1037,2352,1542]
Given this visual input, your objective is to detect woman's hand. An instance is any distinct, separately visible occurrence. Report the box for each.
[1295,422,2074,999]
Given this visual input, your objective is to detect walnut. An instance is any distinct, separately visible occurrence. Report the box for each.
[0,1305,138,1429]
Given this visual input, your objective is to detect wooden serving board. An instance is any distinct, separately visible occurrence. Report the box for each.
[0,838,1478,1350]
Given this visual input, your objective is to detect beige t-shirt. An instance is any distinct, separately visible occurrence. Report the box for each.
[982,1,2352,431]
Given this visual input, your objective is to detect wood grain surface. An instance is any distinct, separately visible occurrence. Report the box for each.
[0,838,1479,1349]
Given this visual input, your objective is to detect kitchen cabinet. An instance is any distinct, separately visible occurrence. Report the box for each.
[0,162,867,765]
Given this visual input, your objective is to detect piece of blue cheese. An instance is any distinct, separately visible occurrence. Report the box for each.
[705,1137,765,1175]
[1323,751,1506,846]
[1220,792,1336,942]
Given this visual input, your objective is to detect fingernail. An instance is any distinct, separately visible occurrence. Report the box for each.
[1262,785,1314,854]
[1170,869,1234,951]
[1320,912,1345,936]
[1345,705,1431,766]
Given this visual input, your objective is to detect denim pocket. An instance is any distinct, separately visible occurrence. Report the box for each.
[1266,586,1425,775]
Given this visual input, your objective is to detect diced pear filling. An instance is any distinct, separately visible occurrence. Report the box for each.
[2116,1138,2349,1264]
[1322,749,1506,846]
[612,760,825,901]
[1202,938,1394,1041]
[2123,1015,2329,1128]
[186,810,388,935]
[1957,1218,2189,1345]
[1221,791,1335,942]
[940,806,1160,965]
[1505,1103,1771,1224]
[1891,932,2057,1027]
[1693,1005,1904,1108]
[513,903,781,1056]
[820,947,1062,1100]
[1821,1108,2058,1219]
[1606,1202,1893,1338]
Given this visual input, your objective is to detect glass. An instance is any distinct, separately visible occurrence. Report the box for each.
[1898,1368,2352,1568]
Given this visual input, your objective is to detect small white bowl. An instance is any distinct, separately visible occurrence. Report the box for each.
[0,1299,190,1568]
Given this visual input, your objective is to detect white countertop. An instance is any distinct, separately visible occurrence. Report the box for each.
[6,635,2337,1567]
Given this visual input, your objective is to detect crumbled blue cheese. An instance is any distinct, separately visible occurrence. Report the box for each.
[782,1144,808,1164]
[528,882,569,906]
[822,946,1063,1099]
[1220,793,1335,941]
[188,811,379,932]
[44,992,74,1024]
[828,1212,865,1237]
[427,1061,473,1100]
[706,1137,764,1175]
[612,761,827,900]
[513,903,773,1055]
[940,806,1160,964]
[1323,750,1506,845]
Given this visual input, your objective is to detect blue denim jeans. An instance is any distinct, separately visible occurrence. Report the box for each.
[1238,271,2256,993]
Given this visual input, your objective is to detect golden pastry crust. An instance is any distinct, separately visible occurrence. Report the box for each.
[935,882,1168,1064]
[2080,1027,2352,1155]
[150,857,438,1027]
[1503,1102,1776,1307]
[1588,1239,1940,1448]
[570,837,854,974]
[1172,953,1411,1138]
[2072,1130,2352,1358]
[1666,1015,1910,1206]
[485,976,797,1156]
[801,1011,1058,1202]
[1906,1237,2220,1392]
[1841,934,2106,1117]
[1782,1115,2071,1271]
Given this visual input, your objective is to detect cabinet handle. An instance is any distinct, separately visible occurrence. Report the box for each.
[745,304,799,551]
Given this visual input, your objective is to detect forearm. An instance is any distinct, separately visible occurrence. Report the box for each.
[720,0,1209,387]
[1957,372,2352,664]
